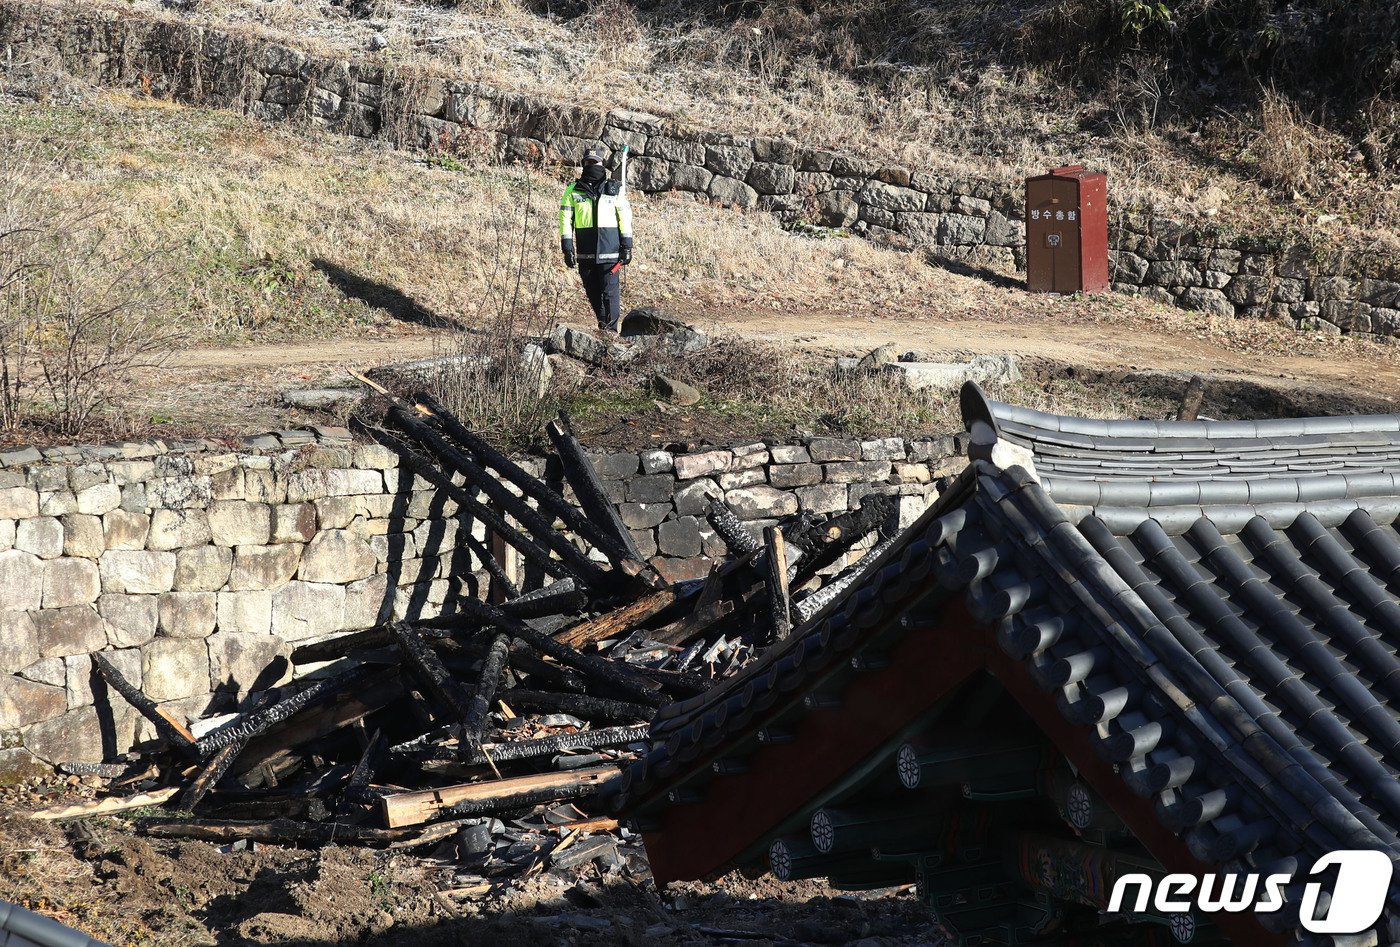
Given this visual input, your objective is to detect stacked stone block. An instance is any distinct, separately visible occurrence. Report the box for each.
[0,431,499,776]
[1109,222,1400,338]
[586,435,960,585]
[8,0,1394,333]
[0,1,1394,334]
[0,428,961,779]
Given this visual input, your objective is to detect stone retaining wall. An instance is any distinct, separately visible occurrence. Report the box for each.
[2,1,1395,336]
[0,427,960,780]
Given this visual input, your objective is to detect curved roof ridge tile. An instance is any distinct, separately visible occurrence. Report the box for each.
[964,382,1400,442]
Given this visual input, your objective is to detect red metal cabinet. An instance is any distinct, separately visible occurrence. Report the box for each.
[1025,166,1109,294]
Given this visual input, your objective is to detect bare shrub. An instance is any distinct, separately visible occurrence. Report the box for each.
[0,150,178,439]
[586,334,963,435]
[1248,87,1328,194]
[426,172,565,446]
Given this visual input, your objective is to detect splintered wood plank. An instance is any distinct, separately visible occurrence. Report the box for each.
[32,788,179,821]
[232,669,405,777]
[379,765,620,828]
[555,588,682,649]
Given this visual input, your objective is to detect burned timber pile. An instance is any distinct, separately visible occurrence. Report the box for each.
[35,389,901,895]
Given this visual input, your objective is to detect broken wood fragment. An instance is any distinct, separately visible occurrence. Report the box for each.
[288,581,588,666]
[197,665,377,758]
[140,817,421,846]
[92,653,198,758]
[706,499,762,558]
[649,598,736,647]
[392,622,473,720]
[555,587,683,650]
[1177,375,1206,422]
[453,601,666,707]
[343,730,388,809]
[177,739,248,813]
[764,525,792,641]
[233,669,404,777]
[402,724,650,767]
[545,413,651,575]
[461,633,511,747]
[496,690,656,724]
[380,764,619,827]
[32,787,180,821]
[790,494,896,589]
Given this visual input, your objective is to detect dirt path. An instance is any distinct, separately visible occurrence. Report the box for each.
[169,299,1398,406]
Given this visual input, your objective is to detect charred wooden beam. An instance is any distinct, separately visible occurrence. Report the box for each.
[361,422,578,584]
[445,782,605,817]
[790,494,896,586]
[502,690,655,724]
[467,724,648,766]
[197,665,379,758]
[231,670,403,776]
[792,533,900,626]
[764,525,792,641]
[545,412,652,577]
[401,724,649,766]
[555,587,685,650]
[706,499,762,558]
[416,393,637,568]
[461,633,510,747]
[386,405,611,588]
[210,764,355,803]
[505,641,587,693]
[140,817,421,846]
[57,761,140,780]
[505,579,588,617]
[381,764,619,826]
[451,601,665,707]
[635,665,712,698]
[648,598,736,647]
[343,730,389,808]
[392,621,473,720]
[92,652,198,759]
[288,580,587,666]
[177,738,248,813]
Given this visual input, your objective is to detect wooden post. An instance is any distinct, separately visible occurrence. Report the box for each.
[764,525,791,641]
[379,765,619,827]
[1177,375,1206,422]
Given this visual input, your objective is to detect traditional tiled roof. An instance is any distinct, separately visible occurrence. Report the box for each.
[613,383,1400,945]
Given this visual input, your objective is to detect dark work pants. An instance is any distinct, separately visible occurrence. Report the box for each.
[579,263,621,333]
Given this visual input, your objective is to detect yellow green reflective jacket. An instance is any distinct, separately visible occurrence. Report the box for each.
[559,179,633,264]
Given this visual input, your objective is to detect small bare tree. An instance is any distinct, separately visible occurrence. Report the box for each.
[0,149,178,439]
[428,171,566,445]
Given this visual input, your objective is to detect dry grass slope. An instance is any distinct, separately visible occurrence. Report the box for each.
[98,0,1399,253]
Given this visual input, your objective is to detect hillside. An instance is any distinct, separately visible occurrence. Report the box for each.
[96,0,1399,252]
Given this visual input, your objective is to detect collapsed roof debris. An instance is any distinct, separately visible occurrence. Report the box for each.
[30,386,901,910]
[613,382,1400,946]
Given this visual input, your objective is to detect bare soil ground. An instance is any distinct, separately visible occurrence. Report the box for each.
[0,798,937,947]
[133,282,1400,450]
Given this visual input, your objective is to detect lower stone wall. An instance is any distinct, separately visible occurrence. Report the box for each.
[2,0,1395,335]
[0,427,961,779]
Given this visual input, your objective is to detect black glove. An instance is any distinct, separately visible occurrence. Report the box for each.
[619,247,632,266]
[561,238,576,269]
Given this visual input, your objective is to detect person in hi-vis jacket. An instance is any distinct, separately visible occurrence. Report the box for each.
[559,148,633,334]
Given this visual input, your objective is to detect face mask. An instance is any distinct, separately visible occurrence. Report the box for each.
[581,164,606,183]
